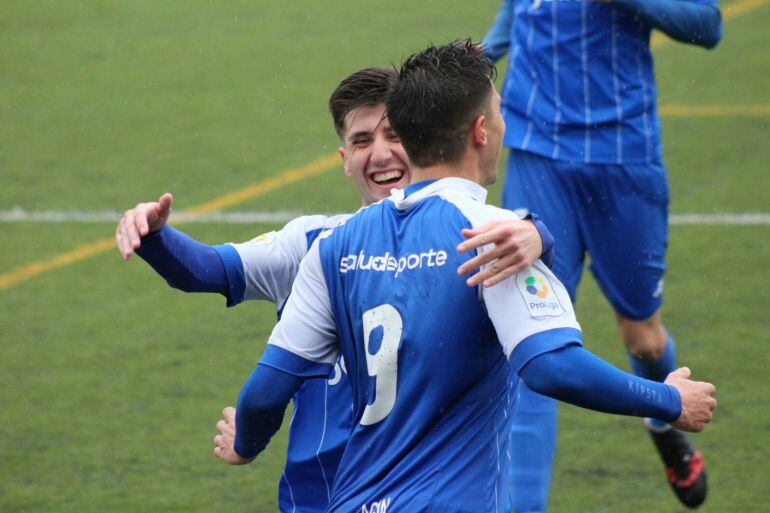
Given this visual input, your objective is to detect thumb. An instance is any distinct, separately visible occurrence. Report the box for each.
[157,193,173,218]
[222,406,236,423]
[671,367,691,380]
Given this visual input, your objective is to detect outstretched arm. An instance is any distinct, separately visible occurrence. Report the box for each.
[133,225,230,297]
[480,253,716,433]
[117,194,316,306]
[519,345,716,432]
[608,0,722,49]
[115,192,231,297]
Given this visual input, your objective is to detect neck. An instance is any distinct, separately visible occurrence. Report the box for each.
[410,154,484,186]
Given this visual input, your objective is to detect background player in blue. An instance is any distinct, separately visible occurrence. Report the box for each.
[483,0,723,510]
[213,41,716,513]
[115,67,553,512]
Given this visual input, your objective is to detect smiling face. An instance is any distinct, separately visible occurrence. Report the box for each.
[339,103,411,206]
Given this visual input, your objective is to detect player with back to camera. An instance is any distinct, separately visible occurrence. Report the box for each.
[212,40,716,513]
[482,0,723,510]
[115,67,554,513]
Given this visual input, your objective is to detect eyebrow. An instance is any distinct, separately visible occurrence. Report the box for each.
[347,130,373,141]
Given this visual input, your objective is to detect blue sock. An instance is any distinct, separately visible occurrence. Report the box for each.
[628,331,676,429]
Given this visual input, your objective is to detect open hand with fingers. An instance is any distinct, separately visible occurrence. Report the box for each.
[115,192,173,260]
[457,218,543,287]
[213,407,251,465]
[665,367,717,432]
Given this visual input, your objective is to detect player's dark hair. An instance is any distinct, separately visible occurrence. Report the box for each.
[329,67,397,139]
[385,40,497,167]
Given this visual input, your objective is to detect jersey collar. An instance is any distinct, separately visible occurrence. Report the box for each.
[389,177,488,210]
[404,179,438,197]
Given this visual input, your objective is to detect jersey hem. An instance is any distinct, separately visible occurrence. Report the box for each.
[213,244,245,307]
[261,344,334,379]
[509,327,583,374]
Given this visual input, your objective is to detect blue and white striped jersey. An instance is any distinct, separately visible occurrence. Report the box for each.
[215,214,352,513]
[264,179,582,512]
[484,0,714,164]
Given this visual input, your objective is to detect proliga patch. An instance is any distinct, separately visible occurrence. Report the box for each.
[516,271,566,318]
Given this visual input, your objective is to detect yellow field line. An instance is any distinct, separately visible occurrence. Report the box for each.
[652,0,768,48]
[660,104,770,117]
[2,0,767,291]
[0,153,339,290]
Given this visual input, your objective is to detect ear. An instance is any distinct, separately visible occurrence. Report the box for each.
[472,115,488,147]
[339,147,352,177]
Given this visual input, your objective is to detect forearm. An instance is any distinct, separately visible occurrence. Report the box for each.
[135,225,230,296]
[520,344,682,421]
[613,0,722,49]
[482,0,514,61]
[234,364,302,460]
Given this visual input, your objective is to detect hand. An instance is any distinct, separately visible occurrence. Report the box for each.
[115,193,173,260]
[213,407,251,465]
[665,367,717,432]
[457,219,543,287]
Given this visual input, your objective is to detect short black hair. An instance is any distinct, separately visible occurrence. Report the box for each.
[386,40,496,167]
[328,67,397,139]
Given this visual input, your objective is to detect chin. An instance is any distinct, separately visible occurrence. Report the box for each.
[392,179,410,190]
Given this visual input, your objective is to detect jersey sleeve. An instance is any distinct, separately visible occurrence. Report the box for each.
[472,205,582,371]
[613,0,722,49]
[483,260,582,369]
[212,216,317,308]
[260,238,339,378]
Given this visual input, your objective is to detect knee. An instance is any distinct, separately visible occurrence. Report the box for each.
[617,312,667,361]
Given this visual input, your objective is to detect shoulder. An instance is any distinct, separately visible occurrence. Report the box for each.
[438,190,521,228]
[282,213,349,237]
[274,213,350,249]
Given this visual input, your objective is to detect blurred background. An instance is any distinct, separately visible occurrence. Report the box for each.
[1,1,767,511]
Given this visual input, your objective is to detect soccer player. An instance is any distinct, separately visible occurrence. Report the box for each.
[115,67,552,513]
[213,41,716,513]
[482,0,723,509]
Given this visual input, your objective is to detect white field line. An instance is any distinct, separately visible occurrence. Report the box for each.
[1,208,770,226]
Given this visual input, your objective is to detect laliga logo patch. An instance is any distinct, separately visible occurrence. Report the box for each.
[517,271,565,318]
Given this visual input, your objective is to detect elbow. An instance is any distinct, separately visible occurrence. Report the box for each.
[521,375,559,398]
[699,25,722,50]
[699,10,723,50]
[703,28,722,50]
[165,277,194,293]
[520,358,568,399]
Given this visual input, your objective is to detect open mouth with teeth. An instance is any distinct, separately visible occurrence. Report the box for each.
[370,169,406,186]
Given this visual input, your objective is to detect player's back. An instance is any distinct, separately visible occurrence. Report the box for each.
[318,179,514,512]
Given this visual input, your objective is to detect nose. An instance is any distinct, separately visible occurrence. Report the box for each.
[370,136,394,165]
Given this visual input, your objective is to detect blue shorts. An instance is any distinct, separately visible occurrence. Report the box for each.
[502,150,669,320]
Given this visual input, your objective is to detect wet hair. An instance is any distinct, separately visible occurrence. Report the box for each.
[385,40,496,167]
[328,67,397,139]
